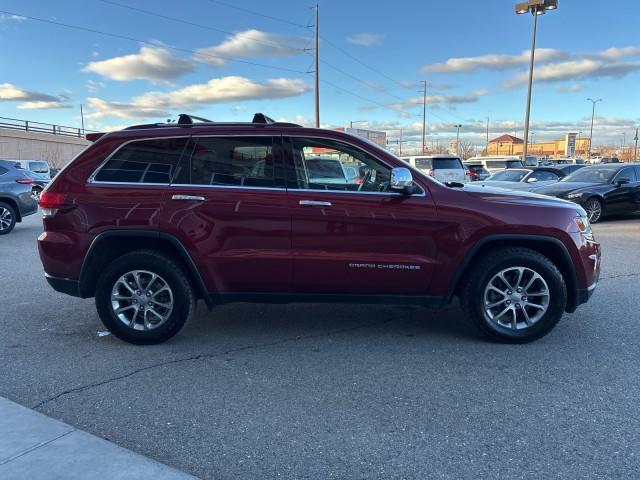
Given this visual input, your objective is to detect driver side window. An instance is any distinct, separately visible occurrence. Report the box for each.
[290,137,392,192]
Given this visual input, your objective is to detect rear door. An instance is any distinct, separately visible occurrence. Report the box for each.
[161,134,292,296]
[607,167,638,213]
[433,157,465,183]
[285,135,439,296]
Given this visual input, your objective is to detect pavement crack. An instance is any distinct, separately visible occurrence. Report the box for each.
[600,272,640,280]
[31,313,410,411]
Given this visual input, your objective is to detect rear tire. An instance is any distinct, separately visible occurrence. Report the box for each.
[460,247,567,343]
[95,250,195,345]
[0,202,17,235]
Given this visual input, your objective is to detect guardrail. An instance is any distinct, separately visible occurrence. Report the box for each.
[0,116,95,137]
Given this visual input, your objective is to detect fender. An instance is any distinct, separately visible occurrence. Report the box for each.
[79,229,214,308]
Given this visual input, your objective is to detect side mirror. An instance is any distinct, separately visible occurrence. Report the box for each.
[527,177,538,183]
[616,177,630,187]
[390,167,414,193]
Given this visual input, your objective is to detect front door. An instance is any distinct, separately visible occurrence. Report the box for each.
[161,134,292,296]
[606,167,638,214]
[285,135,439,296]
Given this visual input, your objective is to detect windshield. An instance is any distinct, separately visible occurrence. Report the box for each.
[28,161,49,173]
[561,167,618,183]
[487,169,529,182]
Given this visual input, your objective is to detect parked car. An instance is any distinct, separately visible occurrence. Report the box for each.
[463,163,491,181]
[534,163,640,223]
[0,159,39,234]
[38,113,601,345]
[481,167,566,192]
[400,155,466,183]
[13,159,51,180]
[465,156,524,173]
[18,170,50,199]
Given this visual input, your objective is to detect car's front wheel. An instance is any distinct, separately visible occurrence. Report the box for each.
[0,201,17,235]
[95,250,195,345]
[584,197,604,223]
[460,247,567,343]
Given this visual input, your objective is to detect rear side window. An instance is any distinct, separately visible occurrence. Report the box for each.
[433,158,462,170]
[0,166,7,175]
[178,136,279,188]
[414,158,432,169]
[94,138,189,184]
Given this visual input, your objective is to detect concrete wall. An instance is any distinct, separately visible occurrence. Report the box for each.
[0,128,90,168]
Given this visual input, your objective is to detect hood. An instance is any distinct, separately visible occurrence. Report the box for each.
[480,180,558,192]
[532,181,601,196]
[459,182,579,210]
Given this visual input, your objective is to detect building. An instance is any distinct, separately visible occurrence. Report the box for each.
[335,127,387,148]
[487,133,590,158]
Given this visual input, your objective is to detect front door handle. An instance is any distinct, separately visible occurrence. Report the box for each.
[172,195,206,201]
[299,200,332,207]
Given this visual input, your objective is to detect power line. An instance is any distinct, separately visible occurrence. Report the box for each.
[0,9,308,75]
[204,0,309,29]
[97,0,308,53]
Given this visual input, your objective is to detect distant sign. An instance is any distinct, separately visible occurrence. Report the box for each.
[343,127,387,148]
[565,132,577,157]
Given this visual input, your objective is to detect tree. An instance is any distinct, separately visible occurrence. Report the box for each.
[458,141,476,160]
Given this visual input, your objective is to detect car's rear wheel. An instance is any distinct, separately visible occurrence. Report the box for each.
[460,247,567,343]
[0,202,17,235]
[584,197,603,223]
[95,250,195,345]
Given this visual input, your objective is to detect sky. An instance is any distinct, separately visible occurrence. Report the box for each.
[1,0,639,153]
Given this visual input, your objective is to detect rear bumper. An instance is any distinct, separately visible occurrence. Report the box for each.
[45,274,81,298]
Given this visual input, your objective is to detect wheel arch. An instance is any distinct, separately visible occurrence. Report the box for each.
[0,196,21,222]
[449,234,579,313]
[79,230,213,308]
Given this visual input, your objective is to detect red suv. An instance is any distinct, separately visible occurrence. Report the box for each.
[38,114,601,345]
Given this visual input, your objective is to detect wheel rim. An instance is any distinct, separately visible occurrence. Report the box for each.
[110,270,174,331]
[0,207,13,231]
[483,267,550,331]
[585,199,602,222]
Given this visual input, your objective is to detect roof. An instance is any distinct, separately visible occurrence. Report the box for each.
[489,134,524,143]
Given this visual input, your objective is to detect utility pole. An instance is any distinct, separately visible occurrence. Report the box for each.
[80,104,85,135]
[587,98,602,161]
[634,128,638,161]
[485,117,489,154]
[421,80,427,154]
[314,4,319,128]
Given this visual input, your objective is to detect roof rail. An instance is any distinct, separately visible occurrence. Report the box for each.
[177,113,213,125]
[123,112,304,131]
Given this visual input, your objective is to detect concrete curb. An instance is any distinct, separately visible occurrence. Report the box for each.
[0,397,197,479]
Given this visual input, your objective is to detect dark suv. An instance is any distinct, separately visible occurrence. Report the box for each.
[38,114,601,345]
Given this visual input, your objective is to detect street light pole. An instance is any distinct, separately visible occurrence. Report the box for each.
[421,80,427,154]
[515,0,558,164]
[634,128,639,161]
[454,124,462,156]
[587,97,602,161]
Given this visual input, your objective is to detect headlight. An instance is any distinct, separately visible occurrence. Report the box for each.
[575,213,594,241]
[566,192,582,199]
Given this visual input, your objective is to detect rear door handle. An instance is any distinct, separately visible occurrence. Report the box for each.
[299,200,332,207]
[172,195,205,201]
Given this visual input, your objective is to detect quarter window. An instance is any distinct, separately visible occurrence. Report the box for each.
[290,137,395,192]
[177,136,279,188]
[94,138,189,184]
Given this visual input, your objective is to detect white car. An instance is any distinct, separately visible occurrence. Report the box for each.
[400,155,466,183]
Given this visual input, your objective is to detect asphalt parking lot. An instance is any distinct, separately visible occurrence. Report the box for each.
[1,212,639,479]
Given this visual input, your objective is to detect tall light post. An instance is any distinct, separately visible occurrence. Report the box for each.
[587,98,602,161]
[634,128,639,161]
[515,0,558,164]
[454,124,462,156]
[349,120,368,129]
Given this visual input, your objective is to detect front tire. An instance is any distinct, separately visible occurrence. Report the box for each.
[95,250,195,345]
[0,202,17,235]
[584,197,603,223]
[460,247,567,343]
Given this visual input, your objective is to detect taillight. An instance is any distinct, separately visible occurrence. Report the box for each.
[16,178,34,185]
[39,192,66,218]
[469,171,479,179]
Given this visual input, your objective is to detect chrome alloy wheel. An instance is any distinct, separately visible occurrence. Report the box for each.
[0,207,13,231]
[110,270,173,331]
[584,198,602,223]
[483,267,550,331]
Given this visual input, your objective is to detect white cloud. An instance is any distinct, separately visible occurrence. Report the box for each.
[421,49,565,73]
[194,29,306,67]
[0,14,26,21]
[86,76,309,120]
[363,90,489,112]
[504,59,640,88]
[83,46,194,82]
[85,79,106,93]
[0,83,70,109]
[346,33,384,47]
